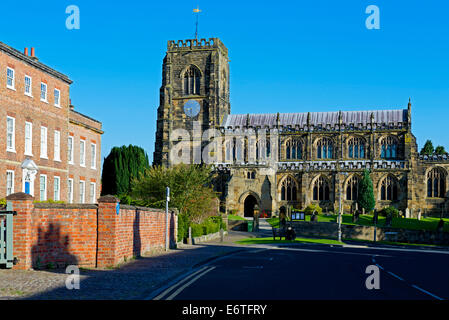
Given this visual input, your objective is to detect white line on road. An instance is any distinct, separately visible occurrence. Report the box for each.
[387,271,405,281]
[165,266,216,300]
[374,257,445,300]
[152,266,210,300]
[411,285,444,300]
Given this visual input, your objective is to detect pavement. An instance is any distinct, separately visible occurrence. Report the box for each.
[0,230,255,300]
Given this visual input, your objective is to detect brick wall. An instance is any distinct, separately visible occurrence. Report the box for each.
[6,193,178,270]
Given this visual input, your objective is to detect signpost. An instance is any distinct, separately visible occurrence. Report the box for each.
[165,187,170,251]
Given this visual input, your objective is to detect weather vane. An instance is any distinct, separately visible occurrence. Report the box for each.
[193,6,201,40]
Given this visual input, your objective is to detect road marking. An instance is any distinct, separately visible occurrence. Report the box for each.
[165,266,216,300]
[387,271,405,281]
[374,257,445,300]
[152,266,210,300]
[411,284,444,300]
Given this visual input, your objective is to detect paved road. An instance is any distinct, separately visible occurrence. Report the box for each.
[152,243,449,300]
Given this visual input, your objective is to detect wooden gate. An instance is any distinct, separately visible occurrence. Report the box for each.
[0,202,16,268]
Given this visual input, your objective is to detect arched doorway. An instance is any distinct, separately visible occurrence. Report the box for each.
[244,195,258,218]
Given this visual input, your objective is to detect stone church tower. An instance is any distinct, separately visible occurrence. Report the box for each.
[153,38,230,166]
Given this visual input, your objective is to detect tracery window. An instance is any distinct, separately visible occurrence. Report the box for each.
[183,66,201,95]
[380,176,399,201]
[281,176,298,201]
[346,175,360,201]
[380,136,398,159]
[313,176,330,201]
[427,168,446,198]
[286,139,302,160]
[348,137,366,159]
[317,138,333,159]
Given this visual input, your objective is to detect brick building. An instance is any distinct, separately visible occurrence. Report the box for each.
[0,41,102,203]
[154,38,449,218]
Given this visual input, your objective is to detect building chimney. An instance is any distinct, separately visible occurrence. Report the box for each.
[30,47,38,60]
[24,48,29,56]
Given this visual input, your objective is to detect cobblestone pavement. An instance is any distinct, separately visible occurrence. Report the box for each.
[0,231,255,300]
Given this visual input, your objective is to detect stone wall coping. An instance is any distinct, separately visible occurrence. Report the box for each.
[6,192,34,201]
[119,204,165,213]
[34,203,98,210]
[97,195,119,203]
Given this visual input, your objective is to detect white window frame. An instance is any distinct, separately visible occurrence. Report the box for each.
[6,67,15,90]
[25,122,33,156]
[91,143,97,169]
[40,126,48,159]
[68,178,74,203]
[90,182,96,204]
[6,116,15,152]
[54,176,60,201]
[68,136,74,164]
[54,88,61,107]
[80,139,86,167]
[39,174,47,201]
[79,180,85,204]
[54,130,61,161]
[6,170,14,196]
[40,82,48,102]
[24,75,32,96]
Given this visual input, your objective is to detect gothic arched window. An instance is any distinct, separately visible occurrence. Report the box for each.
[313,176,330,201]
[286,139,302,160]
[427,168,446,198]
[183,66,201,95]
[281,176,298,201]
[346,176,360,201]
[317,138,333,159]
[348,137,366,159]
[381,136,398,160]
[380,176,399,201]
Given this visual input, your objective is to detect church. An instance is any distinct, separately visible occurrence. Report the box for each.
[153,38,449,219]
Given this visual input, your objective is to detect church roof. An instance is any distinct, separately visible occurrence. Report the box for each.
[221,109,407,128]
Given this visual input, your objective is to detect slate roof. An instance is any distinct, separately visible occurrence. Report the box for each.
[221,109,407,128]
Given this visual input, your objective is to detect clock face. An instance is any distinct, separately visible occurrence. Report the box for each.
[183,100,200,118]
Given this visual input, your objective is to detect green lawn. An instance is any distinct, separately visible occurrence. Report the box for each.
[227,214,246,221]
[235,236,445,248]
[236,237,344,246]
[267,215,449,232]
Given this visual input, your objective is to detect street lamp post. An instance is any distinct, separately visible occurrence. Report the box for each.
[338,172,348,242]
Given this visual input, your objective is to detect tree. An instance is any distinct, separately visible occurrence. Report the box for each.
[420,140,434,156]
[435,146,446,155]
[101,145,150,197]
[357,169,376,213]
[130,164,219,224]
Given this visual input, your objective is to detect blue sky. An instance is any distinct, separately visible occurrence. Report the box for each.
[3,0,449,163]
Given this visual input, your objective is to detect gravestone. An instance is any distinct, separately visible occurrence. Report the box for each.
[417,209,422,221]
[405,208,410,219]
[352,212,359,223]
[310,214,318,222]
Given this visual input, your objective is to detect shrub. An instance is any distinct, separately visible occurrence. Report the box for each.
[0,198,6,209]
[379,206,399,218]
[304,204,322,215]
[177,213,190,242]
[191,223,204,238]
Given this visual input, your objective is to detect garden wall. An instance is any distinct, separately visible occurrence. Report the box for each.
[6,193,177,270]
[291,221,449,245]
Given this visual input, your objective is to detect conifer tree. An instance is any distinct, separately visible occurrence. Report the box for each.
[420,140,434,156]
[357,169,376,213]
[101,145,150,196]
